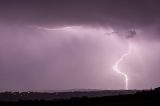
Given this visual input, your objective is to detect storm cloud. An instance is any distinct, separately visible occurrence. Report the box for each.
[0,0,160,91]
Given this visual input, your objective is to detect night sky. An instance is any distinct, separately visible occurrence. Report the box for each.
[0,0,160,91]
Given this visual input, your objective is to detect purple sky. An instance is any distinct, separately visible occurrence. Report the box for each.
[0,0,160,91]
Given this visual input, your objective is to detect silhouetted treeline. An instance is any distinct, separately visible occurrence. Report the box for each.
[0,88,160,106]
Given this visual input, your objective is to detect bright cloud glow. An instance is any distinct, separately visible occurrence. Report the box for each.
[31,25,132,90]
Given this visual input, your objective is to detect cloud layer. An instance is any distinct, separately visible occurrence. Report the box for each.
[0,0,160,91]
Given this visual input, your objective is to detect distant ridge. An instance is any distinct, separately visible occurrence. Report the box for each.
[0,89,138,101]
[42,89,102,93]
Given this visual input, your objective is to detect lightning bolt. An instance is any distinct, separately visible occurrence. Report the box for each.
[113,42,131,90]
[38,26,73,31]
[28,25,75,31]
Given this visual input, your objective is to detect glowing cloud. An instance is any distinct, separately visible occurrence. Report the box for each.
[29,25,134,90]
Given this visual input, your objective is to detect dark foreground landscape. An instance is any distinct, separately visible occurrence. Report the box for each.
[0,88,160,106]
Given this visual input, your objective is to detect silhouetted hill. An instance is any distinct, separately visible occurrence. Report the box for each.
[0,90,137,101]
[0,88,160,106]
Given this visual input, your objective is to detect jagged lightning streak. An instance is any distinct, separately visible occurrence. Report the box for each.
[28,25,76,31]
[37,26,73,31]
[112,42,131,90]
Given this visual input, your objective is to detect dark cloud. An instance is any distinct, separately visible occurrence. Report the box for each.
[126,29,136,39]
[0,0,160,40]
[0,0,159,27]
